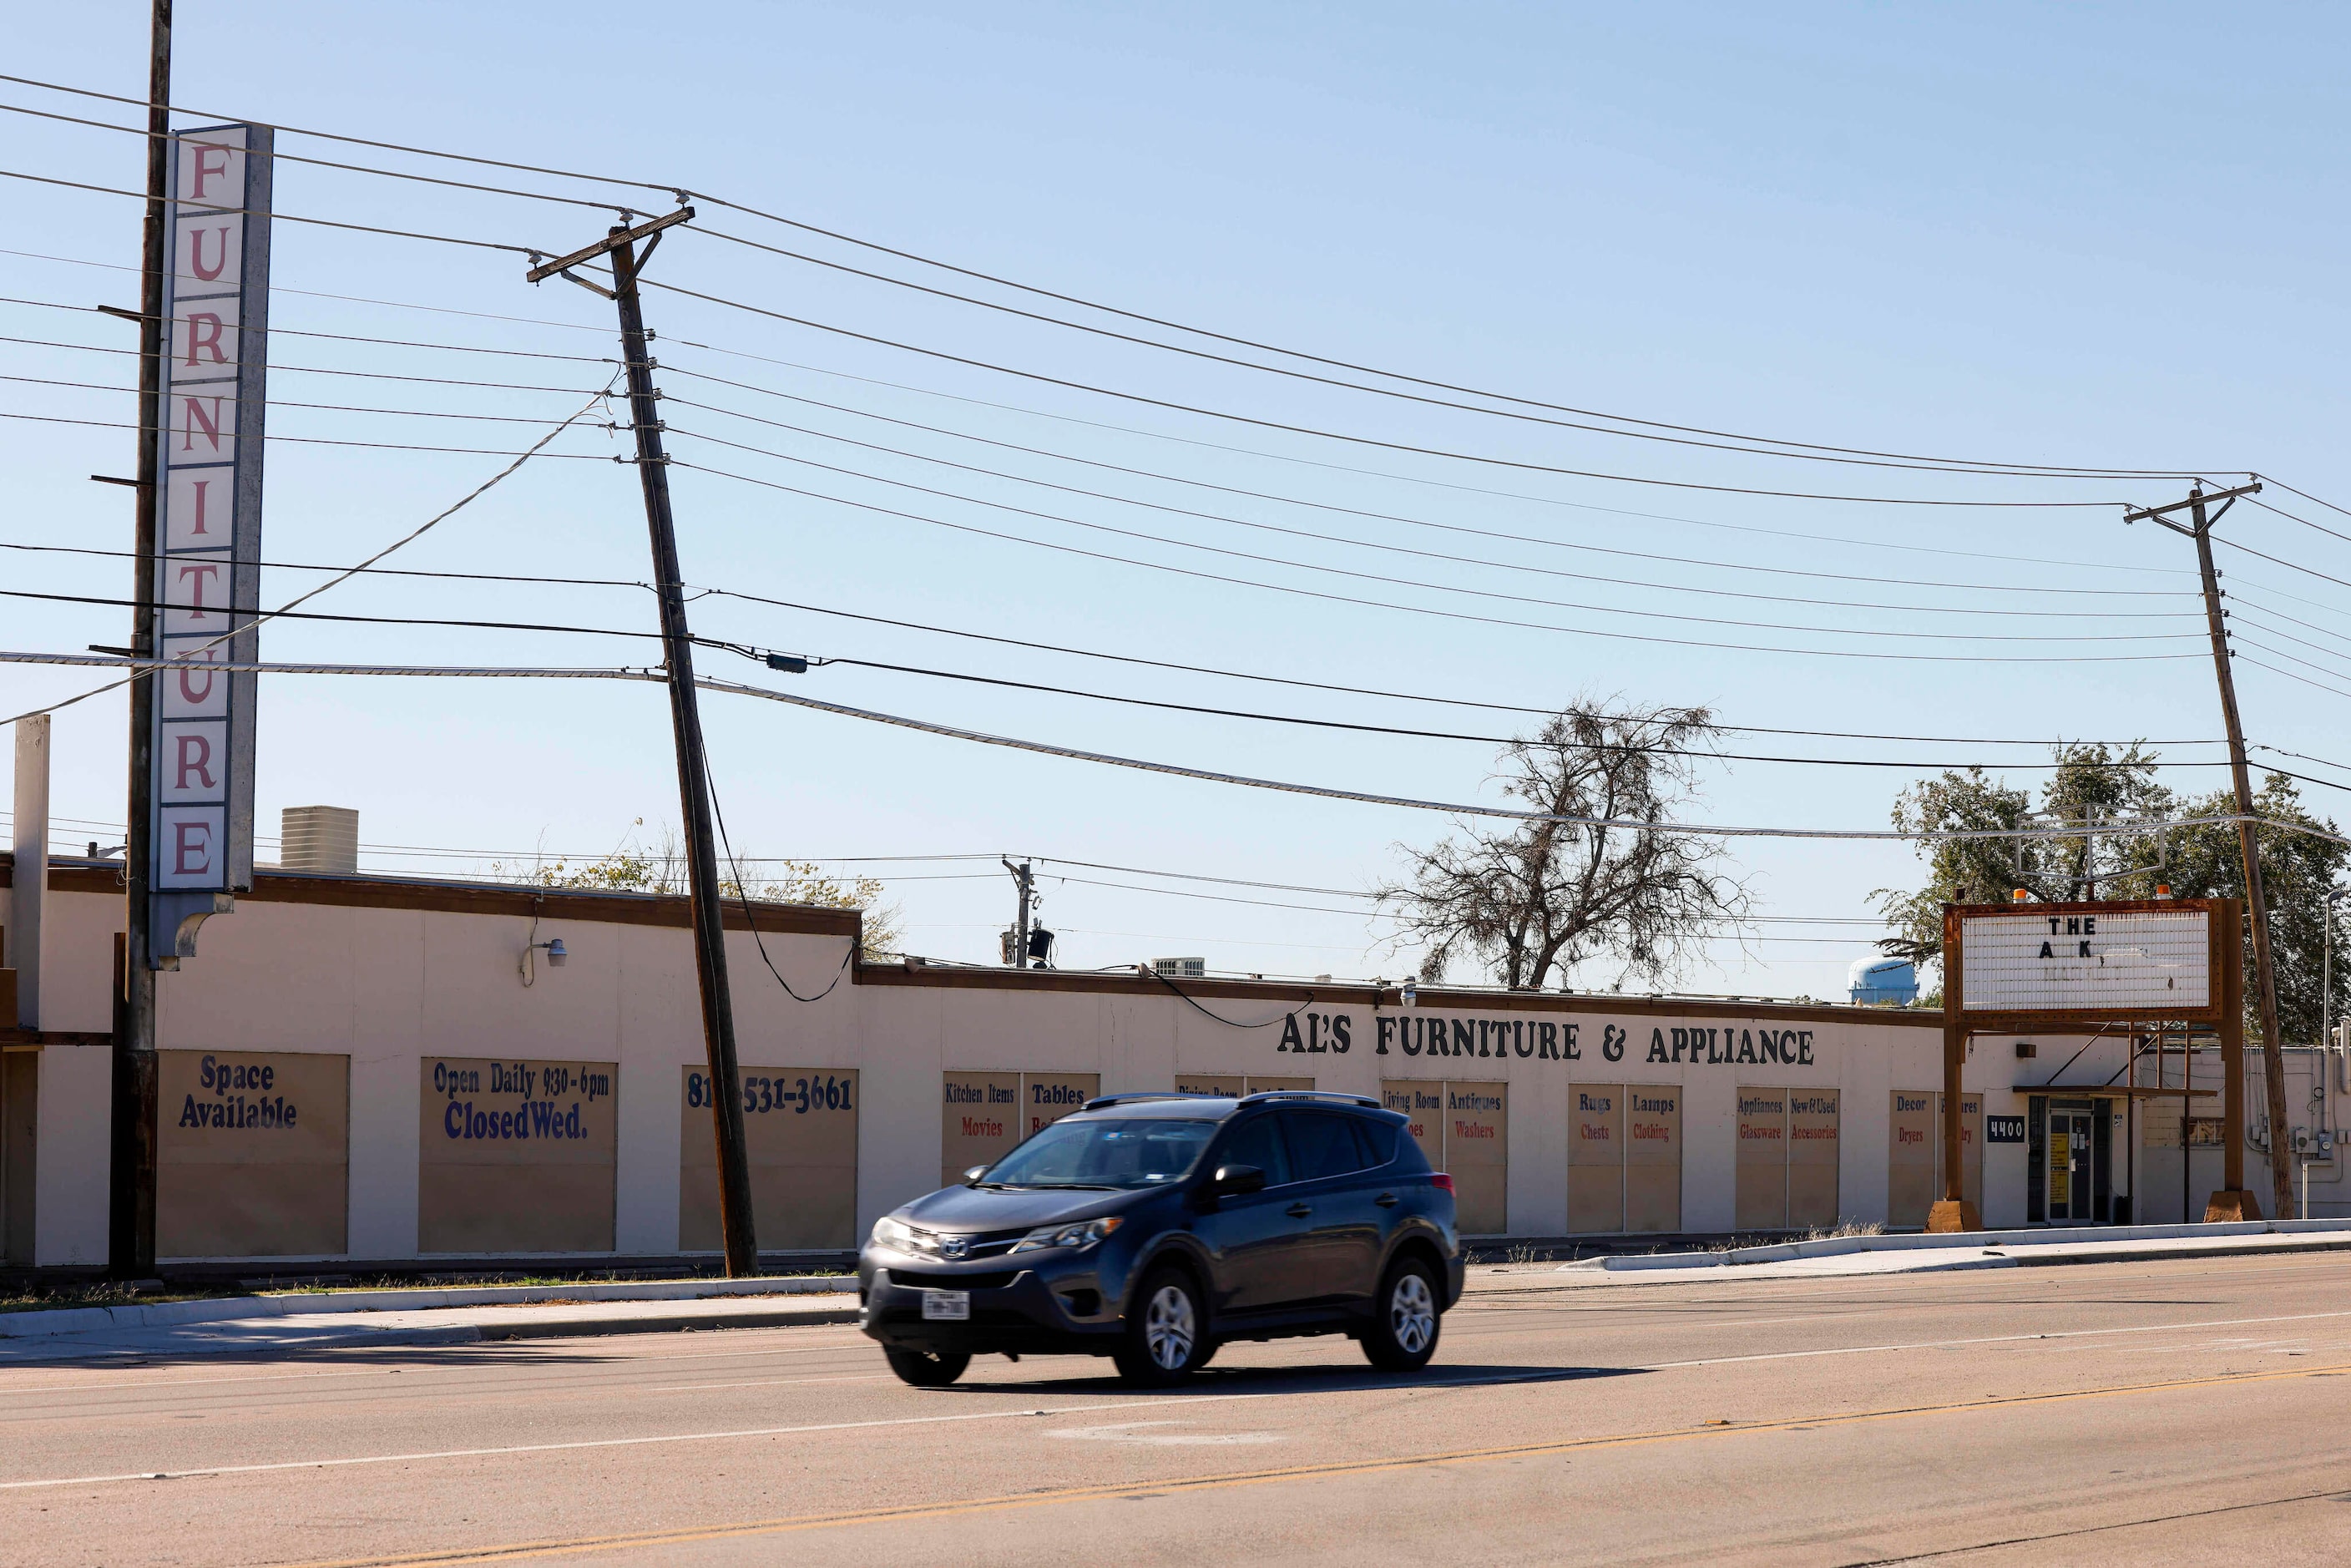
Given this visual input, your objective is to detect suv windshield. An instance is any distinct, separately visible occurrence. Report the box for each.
[980,1117,1218,1189]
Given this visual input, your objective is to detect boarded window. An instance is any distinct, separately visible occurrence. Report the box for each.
[1568,1084,1625,1234]
[1174,1075,1312,1096]
[1446,1081,1509,1235]
[942,1072,1100,1189]
[681,1067,859,1252]
[1383,1076,1509,1231]
[1787,1088,1840,1229]
[1888,1090,1937,1228]
[1736,1086,1789,1232]
[1381,1080,1445,1173]
[1624,1085,1682,1234]
[2,1050,34,1266]
[160,1050,347,1259]
[419,1057,615,1254]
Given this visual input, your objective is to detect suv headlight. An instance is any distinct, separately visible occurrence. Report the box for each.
[870,1214,924,1254]
[1009,1216,1122,1254]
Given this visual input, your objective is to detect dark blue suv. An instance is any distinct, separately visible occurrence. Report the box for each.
[859,1090,1463,1388]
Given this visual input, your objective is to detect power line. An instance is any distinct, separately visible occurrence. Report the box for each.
[0,538,645,590]
[2248,488,2351,548]
[702,584,2224,745]
[687,670,2351,849]
[0,98,633,215]
[0,293,618,363]
[655,338,2189,580]
[670,423,2193,644]
[661,387,2197,619]
[0,406,615,459]
[0,371,605,426]
[0,165,538,255]
[2216,533,2351,593]
[1,587,656,640]
[763,645,2253,771]
[636,276,2125,510]
[685,222,2213,483]
[0,74,2240,492]
[0,330,613,395]
[675,455,2201,665]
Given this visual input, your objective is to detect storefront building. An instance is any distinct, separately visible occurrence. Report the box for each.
[0,856,2297,1269]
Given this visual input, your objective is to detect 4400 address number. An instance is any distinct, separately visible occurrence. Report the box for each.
[686,1071,855,1115]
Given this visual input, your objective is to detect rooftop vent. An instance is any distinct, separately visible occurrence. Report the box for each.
[280,805,359,873]
[1153,956,1206,979]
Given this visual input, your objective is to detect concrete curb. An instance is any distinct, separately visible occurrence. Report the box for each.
[0,1276,857,1341]
[1556,1217,2351,1275]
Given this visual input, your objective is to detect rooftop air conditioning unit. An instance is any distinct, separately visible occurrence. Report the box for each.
[281,805,359,874]
[1153,957,1206,979]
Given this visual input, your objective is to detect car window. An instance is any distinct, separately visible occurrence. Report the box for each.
[1282,1111,1369,1182]
[982,1117,1218,1189]
[1213,1113,1292,1187]
[1352,1118,1397,1168]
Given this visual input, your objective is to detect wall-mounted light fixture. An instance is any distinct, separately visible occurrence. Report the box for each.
[521,896,569,987]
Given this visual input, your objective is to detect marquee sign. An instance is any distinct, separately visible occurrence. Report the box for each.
[1956,903,2217,1020]
[150,122,271,958]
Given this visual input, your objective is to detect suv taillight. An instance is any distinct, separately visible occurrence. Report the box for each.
[1431,1173,1454,1193]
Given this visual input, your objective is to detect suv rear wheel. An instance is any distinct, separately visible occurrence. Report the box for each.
[883,1345,970,1387]
[1362,1256,1441,1372]
[1114,1264,1211,1388]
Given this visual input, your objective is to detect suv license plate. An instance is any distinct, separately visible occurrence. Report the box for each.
[922,1290,970,1321]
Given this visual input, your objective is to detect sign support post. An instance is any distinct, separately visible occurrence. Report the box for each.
[1929,904,1979,1232]
[113,0,172,1281]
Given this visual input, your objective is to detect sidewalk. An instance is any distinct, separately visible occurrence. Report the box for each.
[0,1277,862,1365]
[1475,1217,2351,1292]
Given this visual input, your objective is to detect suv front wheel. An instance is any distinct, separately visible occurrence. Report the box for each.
[1114,1264,1211,1387]
[1362,1256,1442,1372]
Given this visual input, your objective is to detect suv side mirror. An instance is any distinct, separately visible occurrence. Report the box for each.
[1211,1163,1266,1196]
[963,1165,990,1185]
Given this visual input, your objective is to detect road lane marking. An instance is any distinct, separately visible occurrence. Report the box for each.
[642,1375,893,1392]
[1046,1420,1282,1447]
[0,1368,1593,1492]
[1637,1306,2351,1372]
[257,1358,2351,1567]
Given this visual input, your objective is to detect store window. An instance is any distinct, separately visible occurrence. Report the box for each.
[681,1067,859,1252]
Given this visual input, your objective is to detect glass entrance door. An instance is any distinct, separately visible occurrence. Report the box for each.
[2048,1106,2096,1222]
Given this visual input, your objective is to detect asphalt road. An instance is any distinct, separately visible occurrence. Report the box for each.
[10,1255,2351,1565]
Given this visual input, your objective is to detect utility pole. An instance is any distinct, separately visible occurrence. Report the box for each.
[112,0,172,1281]
[2126,478,2292,1221]
[1003,858,1033,967]
[525,208,757,1275]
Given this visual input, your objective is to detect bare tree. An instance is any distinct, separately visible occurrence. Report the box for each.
[1376,702,1749,990]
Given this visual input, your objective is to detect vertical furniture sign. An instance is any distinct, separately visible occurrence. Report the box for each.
[152,124,270,953]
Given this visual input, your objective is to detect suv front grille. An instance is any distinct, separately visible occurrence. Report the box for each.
[887,1267,1019,1290]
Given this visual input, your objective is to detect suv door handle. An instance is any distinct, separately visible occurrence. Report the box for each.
[1286,1202,1312,1218]
[1374,1193,1399,1208]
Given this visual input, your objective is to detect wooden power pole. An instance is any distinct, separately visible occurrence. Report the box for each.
[112,0,172,1281]
[525,209,759,1275]
[2125,479,2292,1221]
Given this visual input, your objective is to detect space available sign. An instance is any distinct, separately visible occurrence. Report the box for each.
[1958,908,2212,1014]
[150,123,271,959]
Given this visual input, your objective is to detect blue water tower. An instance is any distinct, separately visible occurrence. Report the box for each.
[1848,956,1919,1006]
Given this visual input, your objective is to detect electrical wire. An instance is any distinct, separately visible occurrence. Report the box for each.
[698,585,2226,747]
[0,331,614,394]
[0,538,645,590]
[636,276,2124,509]
[0,407,615,458]
[671,422,2193,644]
[758,645,2250,771]
[0,371,604,426]
[5,390,611,724]
[0,294,618,363]
[675,455,2200,665]
[0,586,658,640]
[0,98,634,215]
[705,758,857,1004]
[655,338,2189,581]
[0,166,538,255]
[2217,534,2351,593]
[2248,488,2351,548]
[685,222,2213,483]
[658,360,2195,602]
[687,670,2351,849]
[0,75,2237,489]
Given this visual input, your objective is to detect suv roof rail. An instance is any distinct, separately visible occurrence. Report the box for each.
[1237,1089,1382,1109]
[1080,1091,1224,1110]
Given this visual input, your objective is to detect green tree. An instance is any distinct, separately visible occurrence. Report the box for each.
[1876,751,2348,1044]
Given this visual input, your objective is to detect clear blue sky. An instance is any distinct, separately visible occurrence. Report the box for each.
[6,3,2347,994]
